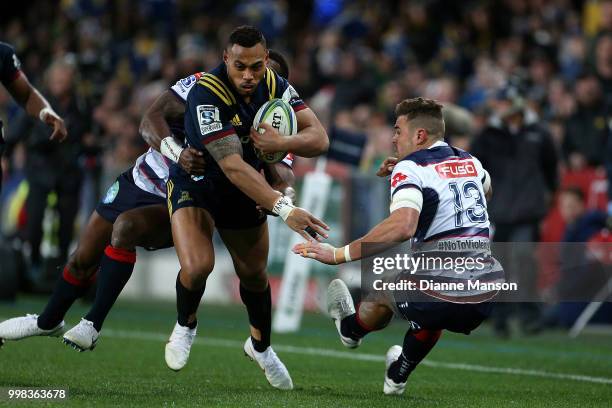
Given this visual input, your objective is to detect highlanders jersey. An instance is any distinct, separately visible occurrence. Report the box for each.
[134,69,296,197]
[176,63,305,183]
[390,141,503,301]
[0,42,22,146]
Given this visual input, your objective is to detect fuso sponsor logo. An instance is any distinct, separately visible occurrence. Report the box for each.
[434,161,477,178]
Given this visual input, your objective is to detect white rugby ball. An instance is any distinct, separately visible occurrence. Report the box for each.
[252,98,297,163]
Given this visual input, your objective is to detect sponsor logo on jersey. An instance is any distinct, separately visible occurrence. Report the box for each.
[197,105,222,135]
[434,161,477,178]
[103,181,119,204]
[181,75,195,88]
[177,190,193,204]
[231,114,242,126]
[391,172,408,188]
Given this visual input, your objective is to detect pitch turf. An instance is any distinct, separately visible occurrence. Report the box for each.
[0,298,611,407]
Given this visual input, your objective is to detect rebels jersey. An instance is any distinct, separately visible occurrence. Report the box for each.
[390,141,502,300]
[175,63,305,182]
[134,70,295,197]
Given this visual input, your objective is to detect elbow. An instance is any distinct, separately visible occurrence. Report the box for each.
[315,129,330,155]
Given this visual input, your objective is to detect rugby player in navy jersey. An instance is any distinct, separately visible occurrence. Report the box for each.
[294,98,498,395]
[0,47,301,357]
[163,26,329,389]
[0,41,67,192]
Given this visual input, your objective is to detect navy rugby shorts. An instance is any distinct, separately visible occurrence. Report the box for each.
[166,173,266,230]
[96,168,166,224]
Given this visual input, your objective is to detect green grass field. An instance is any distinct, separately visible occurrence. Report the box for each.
[1,297,611,407]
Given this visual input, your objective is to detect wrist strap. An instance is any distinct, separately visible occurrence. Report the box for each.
[39,107,54,122]
[272,195,295,221]
[160,136,184,163]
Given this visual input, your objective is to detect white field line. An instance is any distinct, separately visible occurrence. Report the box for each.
[102,328,612,385]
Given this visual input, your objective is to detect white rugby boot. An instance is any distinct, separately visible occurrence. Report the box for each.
[327,279,361,348]
[165,322,197,371]
[243,337,293,390]
[0,314,64,342]
[383,345,407,395]
[62,318,99,352]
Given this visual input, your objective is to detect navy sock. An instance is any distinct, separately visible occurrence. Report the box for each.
[37,266,93,330]
[340,304,373,341]
[239,284,271,352]
[176,272,205,329]
[388,329,442,383]
[85,246,135,332]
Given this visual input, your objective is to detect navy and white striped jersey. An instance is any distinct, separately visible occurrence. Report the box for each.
[390,141,503,301]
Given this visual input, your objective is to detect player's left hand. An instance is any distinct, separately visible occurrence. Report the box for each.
[179,147,206,175]
[292,241,337,265]
[43,110,67,142]
[285,207,329,241]
[250,123,286,154]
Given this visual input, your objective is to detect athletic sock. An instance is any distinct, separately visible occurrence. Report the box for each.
[84,246,136,332]
[176,272,205,329]
[388,329,442,383]
[340,303,374,341]
[37,266,95,330]
[239,283,271,352]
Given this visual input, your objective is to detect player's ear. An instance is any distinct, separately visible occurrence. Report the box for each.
[223,49,229,64]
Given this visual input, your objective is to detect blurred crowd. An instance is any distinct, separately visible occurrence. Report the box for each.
[0,0,610,323]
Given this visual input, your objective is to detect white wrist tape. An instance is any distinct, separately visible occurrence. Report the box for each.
[39,107,54,122]
[390,187,423,213]
[160,136,185,163]
[272,195,295,221]
[343,245,352,262]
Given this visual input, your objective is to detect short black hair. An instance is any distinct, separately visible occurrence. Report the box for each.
[395,97,445,139]
[228,25,266,49]
[268,49,289,78]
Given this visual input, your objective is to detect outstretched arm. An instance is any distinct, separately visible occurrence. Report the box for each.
[6,73,66,142]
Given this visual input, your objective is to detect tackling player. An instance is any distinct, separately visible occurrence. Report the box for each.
[164,26,329,390]
[0,41,67,191]
[294,98,498,395]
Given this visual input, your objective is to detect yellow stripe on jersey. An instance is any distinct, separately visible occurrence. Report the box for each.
[198,78,232,106]
[166,180,174,217]
[203,74,236,104]
[265,68,276,100]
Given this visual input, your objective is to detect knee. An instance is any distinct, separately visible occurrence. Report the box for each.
[236,261,268,291]
[181,258,214,289]
[110,215,139,249]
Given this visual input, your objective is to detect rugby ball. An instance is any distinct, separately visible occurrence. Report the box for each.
[252,98,297,163]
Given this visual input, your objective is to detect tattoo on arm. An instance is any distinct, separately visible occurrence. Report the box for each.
[205,134,243,162]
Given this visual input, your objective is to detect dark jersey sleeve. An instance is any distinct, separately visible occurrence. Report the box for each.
[184,82,237,152]
[0,42,22,86]
[272,70,307,113]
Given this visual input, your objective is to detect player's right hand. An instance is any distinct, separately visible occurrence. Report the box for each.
[43,110,67,142]
[285,207,330,241]
[376,156,398,177]
[179,147,206,175]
